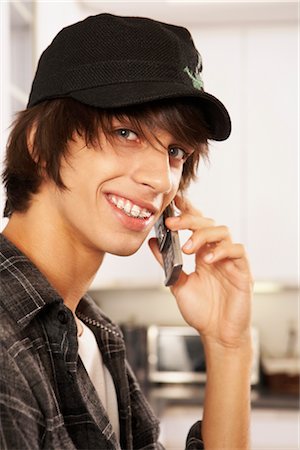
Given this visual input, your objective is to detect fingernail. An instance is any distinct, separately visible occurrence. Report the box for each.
[204,252,214,262]
[183,239,193,250]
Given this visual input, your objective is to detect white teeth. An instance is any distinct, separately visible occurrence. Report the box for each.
[130,205,141,217]
[108,194,152,219]
[117,198,125,209]
[140,208,151,218]
[124,200,132,214]
[111,195,118,206]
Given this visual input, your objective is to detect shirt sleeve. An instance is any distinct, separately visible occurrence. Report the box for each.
[0,347,43,450]
[185,421,205,449]
[126,361,205,450]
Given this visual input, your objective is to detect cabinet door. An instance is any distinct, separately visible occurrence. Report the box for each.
[183,27,245,274]
[183,24,298,283]
[251,408,298,449]
[245,25,298,284]
[1,2,34,231]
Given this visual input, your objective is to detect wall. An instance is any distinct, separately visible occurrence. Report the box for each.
[176,21,298,284]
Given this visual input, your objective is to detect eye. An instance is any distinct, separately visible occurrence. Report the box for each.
[168,146,188,161]
[115,129,138,141]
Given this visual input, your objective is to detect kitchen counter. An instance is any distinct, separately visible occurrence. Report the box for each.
[158,404,299,450]
[147,384,299,416]
[252,387,299,410]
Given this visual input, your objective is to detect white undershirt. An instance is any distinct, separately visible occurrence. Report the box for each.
[77,320,120,441]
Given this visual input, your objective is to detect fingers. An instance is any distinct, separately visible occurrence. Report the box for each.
[182,225,231,254]
[158,195,249,273]
[167,196,247,266]
[200,242,246,264]
[181,224,245,269]
[167,195,215,232]
[200,241,252,278]
[166,213,215,232]
[167,204,232,256]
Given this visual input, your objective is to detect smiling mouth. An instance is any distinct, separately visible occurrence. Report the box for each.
[106,194,153,220]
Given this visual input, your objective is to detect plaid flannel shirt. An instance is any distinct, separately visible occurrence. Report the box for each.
[0,233,204,449]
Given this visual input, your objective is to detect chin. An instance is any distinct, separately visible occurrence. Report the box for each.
[108,245,143,257]
[103,237,146,257]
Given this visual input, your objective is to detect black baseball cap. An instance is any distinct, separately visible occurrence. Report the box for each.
[27,13,231,141]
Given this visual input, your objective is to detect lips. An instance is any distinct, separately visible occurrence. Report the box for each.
[106,193,154,219]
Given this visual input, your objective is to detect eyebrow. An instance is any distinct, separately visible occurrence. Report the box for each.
[111,115,195,154]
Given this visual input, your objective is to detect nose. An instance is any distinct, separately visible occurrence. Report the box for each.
[131,145,173,194]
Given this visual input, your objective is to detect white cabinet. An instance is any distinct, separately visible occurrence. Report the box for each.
[186,24,298,284]
[183,26,245,275]
[250,408,298,449]
[0,1,34,230]
[9,2,34,113]
[244,25,298,284]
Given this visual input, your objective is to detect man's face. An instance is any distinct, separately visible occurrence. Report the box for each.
[43,117,193,257]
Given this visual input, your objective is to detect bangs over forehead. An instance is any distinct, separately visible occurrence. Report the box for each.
[101,98,210,150]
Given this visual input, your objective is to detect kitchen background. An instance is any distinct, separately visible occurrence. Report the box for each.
[0,1,298,448]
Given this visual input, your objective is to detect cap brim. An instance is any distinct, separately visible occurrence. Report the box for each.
[68,81,231,141]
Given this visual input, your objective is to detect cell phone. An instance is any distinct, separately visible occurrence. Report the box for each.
[154,202,183,286]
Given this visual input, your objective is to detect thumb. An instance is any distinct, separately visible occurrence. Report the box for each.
[148,238,188,293]
[148,238,164,267]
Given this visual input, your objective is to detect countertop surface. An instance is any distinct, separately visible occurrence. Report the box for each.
[147,384,299,412]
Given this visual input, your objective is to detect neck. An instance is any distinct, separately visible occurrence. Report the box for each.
[2,208,104,314]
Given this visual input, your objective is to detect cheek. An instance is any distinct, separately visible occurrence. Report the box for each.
[171,167,183,192]
[161,169,182,208]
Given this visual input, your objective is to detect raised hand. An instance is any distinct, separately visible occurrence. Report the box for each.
[149,195,253,349]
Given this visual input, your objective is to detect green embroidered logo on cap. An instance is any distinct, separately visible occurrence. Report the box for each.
[184,66,204,91]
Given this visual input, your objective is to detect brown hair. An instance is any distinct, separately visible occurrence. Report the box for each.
[2,98,210,217]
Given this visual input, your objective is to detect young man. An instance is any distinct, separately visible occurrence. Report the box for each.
[0,13,253,450]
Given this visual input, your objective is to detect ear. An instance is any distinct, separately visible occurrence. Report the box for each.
[26,122,48,174]
[26,122,38,162]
